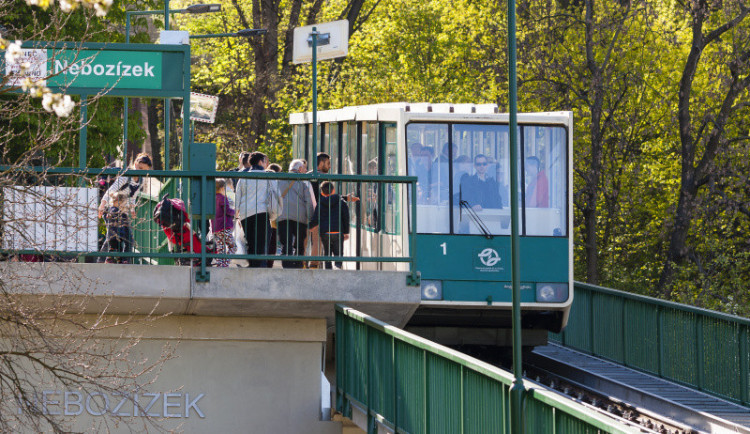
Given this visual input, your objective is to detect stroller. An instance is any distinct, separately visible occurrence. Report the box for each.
[153,194,215,266]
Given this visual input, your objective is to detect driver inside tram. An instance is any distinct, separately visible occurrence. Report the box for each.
[460,154,503,212]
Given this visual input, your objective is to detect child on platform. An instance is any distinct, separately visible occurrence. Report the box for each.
[211,178,237,267]
[309,181,349,269]
[102,191,133,263]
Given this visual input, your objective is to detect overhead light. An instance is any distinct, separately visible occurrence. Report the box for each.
[235,28,268,37]
[186,3,221,14]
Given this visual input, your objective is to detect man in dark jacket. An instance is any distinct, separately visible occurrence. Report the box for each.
[309,181,350,270]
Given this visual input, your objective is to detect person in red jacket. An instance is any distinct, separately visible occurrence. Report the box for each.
[525,156,549,208]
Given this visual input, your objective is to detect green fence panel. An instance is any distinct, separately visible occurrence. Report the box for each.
[553,410,600,434]
[555,286,592,351]
[622,299,659,373]
[368,328,395,422]
[347,319,369,407]
[660,309,698,387]
[337,305,639,434]
[556,282,750,407]
[591,292,625,361]
[395,340,426,434]
[425,353,461,434]
[702,318,741,400]
[462,370,506,434]
[524,394,555,433]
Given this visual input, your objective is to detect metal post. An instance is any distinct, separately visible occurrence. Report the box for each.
[165,0,170,30]
[311,27,318,176]
[408,180,419,285]
[165,0,171,172]
[79,94,88,169]
[124,14,131,164]
[165,100,171,167]
[740,325,748,405]
[196,174,210,282]
[507,0,525,432]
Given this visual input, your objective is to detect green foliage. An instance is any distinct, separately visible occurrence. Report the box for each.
[13,0,745,316]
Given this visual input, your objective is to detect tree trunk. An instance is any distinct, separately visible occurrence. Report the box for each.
[657,4,750,294]
[146,99,164,171]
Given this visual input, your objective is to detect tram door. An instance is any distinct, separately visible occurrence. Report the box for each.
[360,122,380,270]
[380,122,403,271]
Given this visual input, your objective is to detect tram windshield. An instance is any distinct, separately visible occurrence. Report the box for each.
[406,122,567,236]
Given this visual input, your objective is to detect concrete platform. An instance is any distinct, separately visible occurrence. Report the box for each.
[1,262,421,327]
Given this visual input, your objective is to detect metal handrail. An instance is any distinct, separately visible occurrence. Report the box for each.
[336,305,640,433]
[553,282,750,407]
[0,168,418,284]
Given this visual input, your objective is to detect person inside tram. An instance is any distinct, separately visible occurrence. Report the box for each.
[408,143,435,204]
[459,154,503,212]
[433,142,455,203]
[452,155,473,202]
[525,156,549,208]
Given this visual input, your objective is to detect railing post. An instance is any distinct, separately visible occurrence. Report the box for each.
[657,306,663,377]
[740,324,748,405]
[621,297,626,365]
[588,288,595,354]
[407,180,419,286]
[195,175,210,282]
[696,315,704,391]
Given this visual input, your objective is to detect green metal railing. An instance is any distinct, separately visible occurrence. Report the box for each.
[1,167,418,283]
[336,305,640,434]
[551,282,750,407]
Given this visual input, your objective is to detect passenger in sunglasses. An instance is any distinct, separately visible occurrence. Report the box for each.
[459,154,503,212]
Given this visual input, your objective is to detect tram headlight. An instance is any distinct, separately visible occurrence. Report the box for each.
[536,283,568,303]
[421,280,442,301]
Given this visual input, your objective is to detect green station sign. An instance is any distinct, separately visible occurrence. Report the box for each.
[2,42,189,97]
[50,49,163,89]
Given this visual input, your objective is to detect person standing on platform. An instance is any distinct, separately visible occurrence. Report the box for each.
[309,181,350,270]
[211,178,237,267]
[277,159,314,268]
[235,152,278,268]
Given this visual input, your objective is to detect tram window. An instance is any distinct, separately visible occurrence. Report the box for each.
[523,126,567,236]
[452,124,511,235]
[406,123,450,234]
[384,124,399,235]
[326,123,340,174]
[343,122,358,225]
[306,126,313,165]
[363,122,380,232]
[292,125,305,161]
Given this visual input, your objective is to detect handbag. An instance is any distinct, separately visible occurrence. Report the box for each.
[266,181,283,223]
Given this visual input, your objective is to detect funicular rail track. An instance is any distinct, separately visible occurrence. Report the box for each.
[518,343,750,434]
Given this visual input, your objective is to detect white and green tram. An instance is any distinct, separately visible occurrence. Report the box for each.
[290,103,573,345]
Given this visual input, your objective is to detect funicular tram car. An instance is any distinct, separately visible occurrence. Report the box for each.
[290,103,573,346]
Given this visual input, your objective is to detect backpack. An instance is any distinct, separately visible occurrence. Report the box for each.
[153,194,189,230]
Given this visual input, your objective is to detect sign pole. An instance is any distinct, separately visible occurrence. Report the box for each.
[79,94,88,169]
[507,0,525,432]
[311,27,318,176]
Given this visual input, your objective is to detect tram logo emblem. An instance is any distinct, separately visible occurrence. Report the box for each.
[477,248,502,269]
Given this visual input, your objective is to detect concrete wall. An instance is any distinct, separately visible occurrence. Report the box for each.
[2,263,421,327]
[3,315,341,434]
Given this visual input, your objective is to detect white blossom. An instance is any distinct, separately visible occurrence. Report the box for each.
[42,93,55,112]
[4,41,23,66]
[59,0,76,12]
[52,95,74,118]
[25,0,53,9]
[21,78,34,91]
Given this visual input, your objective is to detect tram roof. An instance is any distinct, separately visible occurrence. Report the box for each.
[289,103,572,125]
